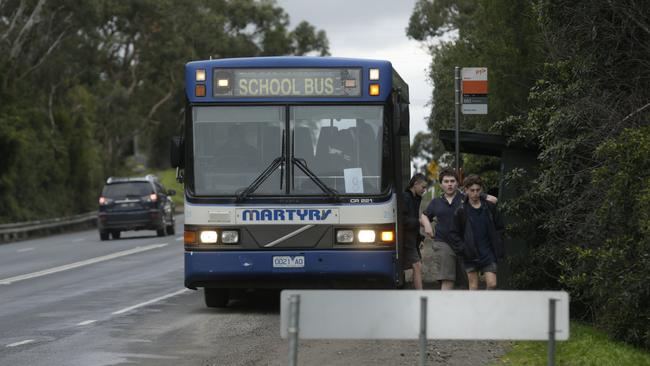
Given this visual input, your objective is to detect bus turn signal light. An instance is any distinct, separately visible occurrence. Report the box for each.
[195,84,206,97]
[184,231,197,245]
[380,231,394,242]
[369,84,380,96]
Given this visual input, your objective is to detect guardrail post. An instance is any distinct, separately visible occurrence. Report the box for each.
[288,294,300,366]
[548,298,557,366]
[419,296,427,366]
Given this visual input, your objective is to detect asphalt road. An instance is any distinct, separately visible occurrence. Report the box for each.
[0,217,506,366]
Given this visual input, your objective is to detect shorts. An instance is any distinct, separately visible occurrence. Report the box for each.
[433,240,456,281]
[403,245,422,269]
[464,262,498,274]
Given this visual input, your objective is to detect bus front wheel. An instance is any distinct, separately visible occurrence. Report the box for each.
[204,288,229,308]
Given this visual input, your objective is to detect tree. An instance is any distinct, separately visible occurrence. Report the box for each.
[407,0,543,162]
[0,0,329,222]
[495,0,650,348]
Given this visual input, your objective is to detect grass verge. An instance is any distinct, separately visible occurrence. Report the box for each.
[492,322,650,365]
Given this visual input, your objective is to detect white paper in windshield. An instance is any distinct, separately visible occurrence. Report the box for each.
[344,168,364,194]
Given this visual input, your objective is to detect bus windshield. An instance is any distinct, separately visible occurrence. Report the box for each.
[192,105,383,196]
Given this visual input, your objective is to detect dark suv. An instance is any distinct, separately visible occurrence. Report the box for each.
[98,175,176,240]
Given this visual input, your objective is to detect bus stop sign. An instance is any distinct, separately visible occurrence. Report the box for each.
[461,67,488,114]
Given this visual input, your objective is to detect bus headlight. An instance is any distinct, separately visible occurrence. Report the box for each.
[221,230,239,244]
[199,230,218,244]
[357,230,376,243]
[336,230,354,243]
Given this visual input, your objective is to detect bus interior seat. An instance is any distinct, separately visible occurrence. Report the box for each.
[335,128,356,168]
[357,120,379,176]
[314,126,339,174]
[294,126,314,165]
[261,125,281,165]
[315,126,338,159]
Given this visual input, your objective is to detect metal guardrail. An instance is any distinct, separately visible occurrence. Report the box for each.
[0,212,97,243]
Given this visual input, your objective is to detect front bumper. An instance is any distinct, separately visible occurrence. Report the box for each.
[185,250,398,289]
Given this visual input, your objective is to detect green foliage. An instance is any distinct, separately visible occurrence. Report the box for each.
[462,155,500,194]
[408,0,543,163]
[493,322,650,365]
[409,0,650,349]
[0,0,329,223]
[494,0,650,349]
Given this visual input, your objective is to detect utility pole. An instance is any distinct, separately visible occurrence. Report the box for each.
[454,66,461,176]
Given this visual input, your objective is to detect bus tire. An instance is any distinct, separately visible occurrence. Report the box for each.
[99,231,109,241]
[205,288,229,308]
[156,228,166,237]
[111,230,121,240]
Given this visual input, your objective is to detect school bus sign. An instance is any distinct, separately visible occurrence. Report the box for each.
[461,67,487,114]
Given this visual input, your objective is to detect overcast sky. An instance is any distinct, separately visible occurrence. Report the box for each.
[276,0,432,143]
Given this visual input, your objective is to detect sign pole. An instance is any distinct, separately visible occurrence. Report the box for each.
[288,294,300,366]
[548,298,557,366]
[454,66,461,176]
[419,296,428,366]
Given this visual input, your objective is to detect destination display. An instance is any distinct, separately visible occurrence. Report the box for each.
[213,68,361,97]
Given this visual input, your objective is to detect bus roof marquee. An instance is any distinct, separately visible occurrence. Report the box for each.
[185,56,403,103]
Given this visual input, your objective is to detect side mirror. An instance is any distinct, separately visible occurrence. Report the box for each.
[170,136,184,168]
[167,189,176,196]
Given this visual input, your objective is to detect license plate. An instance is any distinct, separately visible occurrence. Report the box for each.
[273,256,305,268]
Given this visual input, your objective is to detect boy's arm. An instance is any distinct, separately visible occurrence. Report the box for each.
[447,210,466,255]
[420,213,433,238]
[481,192,498,204]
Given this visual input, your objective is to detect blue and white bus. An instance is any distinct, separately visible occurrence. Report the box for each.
[170,57,411,307]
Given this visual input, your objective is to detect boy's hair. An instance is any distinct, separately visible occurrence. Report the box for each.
[408,173,428,188]
[438,167,458,182]
[463,174,483,189]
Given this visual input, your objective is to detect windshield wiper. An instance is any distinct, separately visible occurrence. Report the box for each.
[236,156,284,202]
[237,134,286,202]
[292,157,339,199]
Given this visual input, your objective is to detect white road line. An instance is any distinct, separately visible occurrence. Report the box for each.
[175,236,183,241]
[112,289,190,315]
[17,248,35,253]
[77,320,97,326]
[0,243,168,285]
[6,339,34,347]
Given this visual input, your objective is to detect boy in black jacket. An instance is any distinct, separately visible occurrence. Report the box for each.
[448,175,505,290]
[401,174,428,289]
